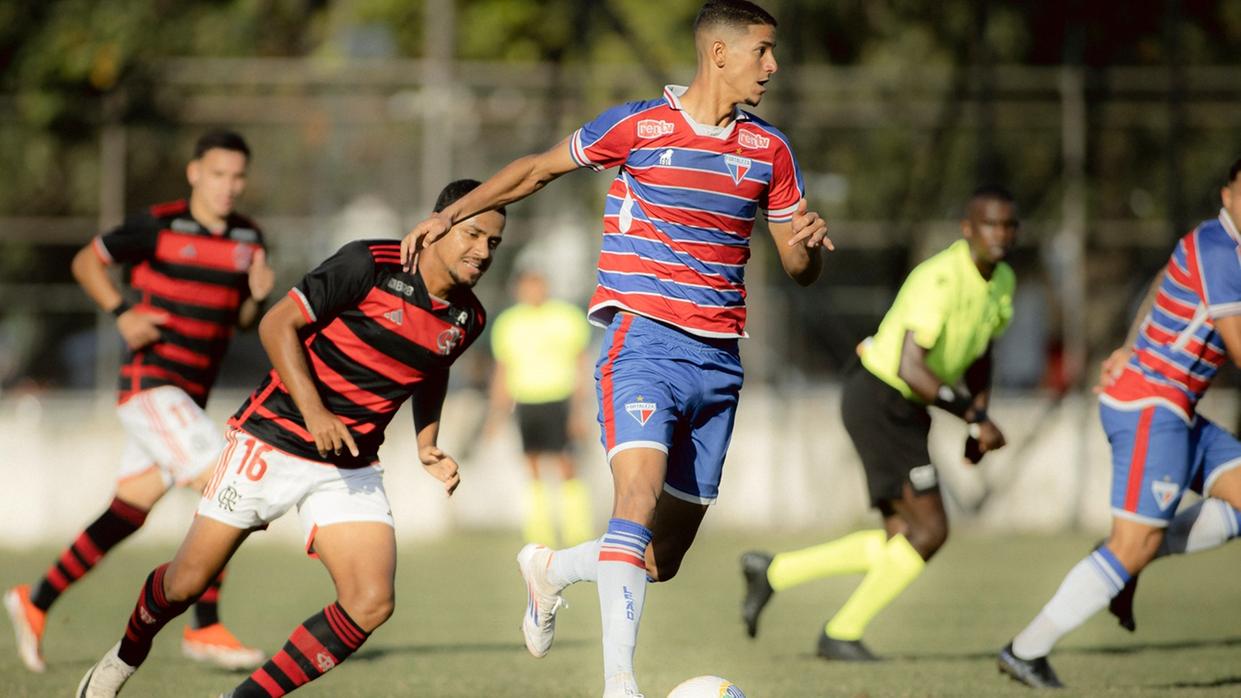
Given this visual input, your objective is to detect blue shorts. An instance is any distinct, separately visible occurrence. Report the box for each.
[595,313,743,505]
[1100,402,1241,526]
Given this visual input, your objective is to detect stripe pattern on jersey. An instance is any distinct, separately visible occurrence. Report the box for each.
[1104,213,1241,417]
[230,240,484,467]
[570,85,805,338]
[95,199,263,406]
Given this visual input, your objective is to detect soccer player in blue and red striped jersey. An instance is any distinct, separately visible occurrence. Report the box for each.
[4,130,268,674]
[75,179,504,698]
[400,3,830,696]
[1000,158,1241,689]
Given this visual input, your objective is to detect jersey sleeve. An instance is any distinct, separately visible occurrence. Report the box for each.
[898,265,952,349]
[93,212,160,265]
[764,136,805,223]
[289,241,377,325]
[1200,235,1241,319]
[568,102,642,172]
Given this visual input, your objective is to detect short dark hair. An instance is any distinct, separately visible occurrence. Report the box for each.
[694,0,777,34]
[1229,158,1241,185]
[193,130,250,160]
[433,179,506,216]
[969,184,1016,206]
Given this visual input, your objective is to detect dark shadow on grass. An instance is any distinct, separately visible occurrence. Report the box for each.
[350,638,590,662]
[884,635,1241,662]
[1157,676,1241,689]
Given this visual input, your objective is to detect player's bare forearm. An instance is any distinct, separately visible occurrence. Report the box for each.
[963,346,994,413]
[443,140,578,225]
[897,330,944,405]
[71,244,124,313]
[412,371,449,448]
[259,297,328,419]
[236,297,263,330]
[1123,267,1166,349]
[768,217,825,286]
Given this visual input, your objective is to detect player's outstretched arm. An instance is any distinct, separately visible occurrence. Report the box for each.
[767,200,832,286]
[412,371,460,496]
[259,297,359,458]
[401,139,580,269]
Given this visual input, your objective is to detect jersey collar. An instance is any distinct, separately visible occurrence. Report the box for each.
[662,85,750,140]
[1219,208,1241,245]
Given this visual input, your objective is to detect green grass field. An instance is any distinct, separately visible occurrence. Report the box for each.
[3,531,1239,697]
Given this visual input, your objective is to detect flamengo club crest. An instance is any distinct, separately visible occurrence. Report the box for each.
[636,119,675,138]
[1150,478,1179,511]
[723,154,751,185]
[436,326,463,355]
[625,396,656,426]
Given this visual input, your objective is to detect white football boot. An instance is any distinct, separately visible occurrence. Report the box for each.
[77,642,136,697]
[517,543,566,658]
[603,672,644,698]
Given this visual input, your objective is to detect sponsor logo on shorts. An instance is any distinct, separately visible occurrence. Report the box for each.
[724,153,751,185]
[437,326,464,355]
[738,129,771,150]
[909,464,938,491]
[217,485,240,512]
[1151,478,1179,511]
[625,396,656,426]
[636,119,675,138]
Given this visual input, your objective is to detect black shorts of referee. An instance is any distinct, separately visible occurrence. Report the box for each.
[515,399,571,454]
[840,360,939,512]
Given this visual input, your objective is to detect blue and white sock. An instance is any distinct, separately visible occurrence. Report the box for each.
[1157,498,1241,557]
[597,518,652,682]
[548,537,602,588]
[1012,545,1131,660]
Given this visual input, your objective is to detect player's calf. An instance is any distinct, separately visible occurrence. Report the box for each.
[739,551,774,639]
[227,602,369,697]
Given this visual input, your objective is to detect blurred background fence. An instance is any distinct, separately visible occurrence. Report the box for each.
[3,0,1241,542]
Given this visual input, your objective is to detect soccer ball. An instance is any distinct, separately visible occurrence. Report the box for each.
[666,675,746,698]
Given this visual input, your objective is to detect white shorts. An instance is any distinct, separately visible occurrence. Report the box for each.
[116,386,225,486]
[197,429,394,554]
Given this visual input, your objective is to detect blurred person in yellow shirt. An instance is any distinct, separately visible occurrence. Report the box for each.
[489,269,594,546]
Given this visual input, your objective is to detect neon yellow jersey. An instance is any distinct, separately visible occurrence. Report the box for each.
[860,239,1015,400]
[490,299,592,404]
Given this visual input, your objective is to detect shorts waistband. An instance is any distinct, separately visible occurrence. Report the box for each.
[615,312,740,354]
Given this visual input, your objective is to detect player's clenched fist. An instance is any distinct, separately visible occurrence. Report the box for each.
[303,406,359,458]
[419,446,461,496]
[400,213,453,271]
[116,307,169,350]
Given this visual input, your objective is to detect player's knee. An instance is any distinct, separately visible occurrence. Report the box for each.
[163,565,213,604]
[338,585,395,632]
[906,519,948,560]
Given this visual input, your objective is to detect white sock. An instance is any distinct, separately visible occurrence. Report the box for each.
[1012,546,1130,659]
[548,538,601,587]
[597,518,651,682]
[1157,498,1241,556]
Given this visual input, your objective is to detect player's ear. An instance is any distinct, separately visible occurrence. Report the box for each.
[186,160,200,188]
[712,38,728,68]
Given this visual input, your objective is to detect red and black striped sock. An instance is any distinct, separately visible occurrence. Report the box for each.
[117,563,194,667]
[192,570,226,628]
[31,497,148,611]
[230,602,369,697]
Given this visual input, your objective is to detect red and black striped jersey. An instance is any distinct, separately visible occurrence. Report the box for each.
[229,240,486,467]
[93,199,265,407]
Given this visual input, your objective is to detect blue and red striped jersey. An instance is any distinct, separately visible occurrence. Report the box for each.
[93,199,264,407]
[570,85,805,338]
[229,240,485,467]
[1103,210,1241,420]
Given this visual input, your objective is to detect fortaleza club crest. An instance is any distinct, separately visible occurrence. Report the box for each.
[1150,478,1179,511]
[723,153,751,185]
[625,396,656,426]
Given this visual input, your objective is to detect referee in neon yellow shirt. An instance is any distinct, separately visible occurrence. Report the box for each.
[489,269,594,547]
[741,186,1018,661]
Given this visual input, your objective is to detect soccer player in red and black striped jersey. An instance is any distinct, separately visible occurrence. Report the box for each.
[75,179,504,698]
[4,130,268,674]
